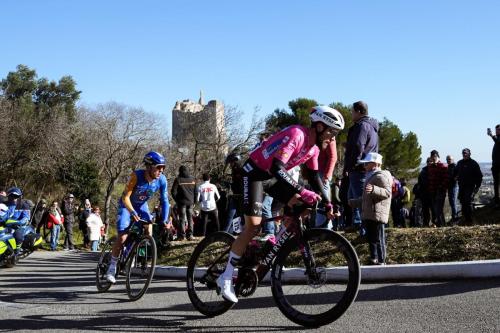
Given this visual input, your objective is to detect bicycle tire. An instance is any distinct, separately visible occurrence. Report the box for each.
[95,236,116,292]
[125,234,157,301]
[271,228,360,328]
[186,231,235,317]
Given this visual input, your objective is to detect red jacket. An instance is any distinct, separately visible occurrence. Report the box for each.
[47,212,64,227]
[427,162,448,193]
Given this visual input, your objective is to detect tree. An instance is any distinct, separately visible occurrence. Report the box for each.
[0,65,81,194]
[82,102,165,225]
[378,118,422,179]
[264,98,422,179]
[265,98,318,131]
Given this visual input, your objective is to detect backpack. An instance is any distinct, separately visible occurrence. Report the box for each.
[392,177,405,199]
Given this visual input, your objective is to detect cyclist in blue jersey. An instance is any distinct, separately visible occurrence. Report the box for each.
[106,151,169,283]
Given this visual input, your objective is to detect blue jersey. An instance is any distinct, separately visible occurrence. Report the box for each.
[3,201,30,228]
[119,170,169,224]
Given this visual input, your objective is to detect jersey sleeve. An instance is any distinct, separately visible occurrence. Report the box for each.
[274,128,303,165]
[159,176,170,224]
[122,172,138,213]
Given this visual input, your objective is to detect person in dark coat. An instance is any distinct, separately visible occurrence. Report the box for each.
[171,165,196,240]
[446,155,459,222]
[31,199,47,230]
[454,148,483,225]
[343,101,379,235]
[61,193,76,250]
[416,157,433,227]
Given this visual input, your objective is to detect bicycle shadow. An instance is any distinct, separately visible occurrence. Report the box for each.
[6,311,303,332]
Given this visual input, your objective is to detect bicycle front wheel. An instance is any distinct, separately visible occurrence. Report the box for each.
[125,234,157,301]
[96,236,116,292]
[271,228,360,328]
[186,231,235,317]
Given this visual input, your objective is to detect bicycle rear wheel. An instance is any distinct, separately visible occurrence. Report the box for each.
[96,236,116,292]
[271,228,360,327]
[186,231,235,317]
[125,234,157,301]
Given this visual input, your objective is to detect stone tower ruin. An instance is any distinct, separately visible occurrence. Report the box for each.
[171,92,225,146]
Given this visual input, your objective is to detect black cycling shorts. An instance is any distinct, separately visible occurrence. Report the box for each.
[242,159,297,217]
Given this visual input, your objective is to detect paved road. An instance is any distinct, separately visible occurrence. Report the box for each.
[0,251,499,333]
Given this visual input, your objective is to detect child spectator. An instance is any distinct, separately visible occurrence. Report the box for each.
[349,153,392,265]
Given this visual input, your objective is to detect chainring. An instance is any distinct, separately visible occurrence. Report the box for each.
[235,267,259,297]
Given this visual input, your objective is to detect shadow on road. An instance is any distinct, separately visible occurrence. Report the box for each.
[355,279,500,302]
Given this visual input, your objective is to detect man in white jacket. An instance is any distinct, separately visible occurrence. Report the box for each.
[197,173,220,237]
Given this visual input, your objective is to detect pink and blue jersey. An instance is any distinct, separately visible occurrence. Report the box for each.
[249,125,319,172]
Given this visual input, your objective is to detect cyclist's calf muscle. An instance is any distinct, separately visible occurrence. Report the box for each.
[231,215,262,256]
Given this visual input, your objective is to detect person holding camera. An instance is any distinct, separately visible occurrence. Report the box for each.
[487,125,500,206]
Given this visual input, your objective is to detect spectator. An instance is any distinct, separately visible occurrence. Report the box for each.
[78,199,92,248]
[487,125,500,206]
[409,189,423,228]
[197,173,221,237]
[343,100,379,235]
[391,176,405,228]
[0,190,7,204]
[446,155,459,223]
[454,148,483,225]
[152,203,162,224]
[224,153,244,234]
[427,150,448,227]
[331,177,344,230]
[400,178,411,226]
[171,165,196,240]
[417,157,433,226]
[86,206,104,252]
[61,193,76,250]
[31,199,47,230]
[349,153,392,265]
[315,139,338,228]
[47,201,64,251]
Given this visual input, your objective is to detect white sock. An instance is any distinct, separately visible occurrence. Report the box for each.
[222,251,241,280]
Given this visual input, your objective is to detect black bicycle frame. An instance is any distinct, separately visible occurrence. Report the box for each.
[251,215,315,282]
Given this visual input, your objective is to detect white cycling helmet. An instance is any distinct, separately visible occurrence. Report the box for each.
[310,105,345,130]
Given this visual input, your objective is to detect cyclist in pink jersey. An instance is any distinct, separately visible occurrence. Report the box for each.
[217,105,345,303]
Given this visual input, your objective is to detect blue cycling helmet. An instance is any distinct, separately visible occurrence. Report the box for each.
[7,187,23,198]
[143,151,166,166]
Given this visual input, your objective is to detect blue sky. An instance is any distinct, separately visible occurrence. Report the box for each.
[1,1,499,163]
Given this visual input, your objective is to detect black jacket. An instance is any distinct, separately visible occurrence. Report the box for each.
[171,176,196,206]
[61,200,75,222]
[454,158,483,190]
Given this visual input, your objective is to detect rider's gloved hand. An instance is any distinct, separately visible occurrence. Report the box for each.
[131,211,141,222]
[299,188,321,205]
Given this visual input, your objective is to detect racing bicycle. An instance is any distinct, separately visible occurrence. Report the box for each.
[186,204,361,328]
[96,219,157,301]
